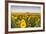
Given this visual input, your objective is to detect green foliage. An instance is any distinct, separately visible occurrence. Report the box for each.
[11,15,41,28]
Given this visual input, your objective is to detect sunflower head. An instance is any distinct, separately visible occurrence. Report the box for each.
[20,19,26,28]
[11,16,15,22]
[14,16,18,19]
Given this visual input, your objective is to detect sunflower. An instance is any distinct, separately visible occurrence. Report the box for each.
[17,20,21,25]
[11,16,15,22]
[20,19,26,28]
[14,16,18,19]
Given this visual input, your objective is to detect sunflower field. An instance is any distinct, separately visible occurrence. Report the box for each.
[11,12,41,28]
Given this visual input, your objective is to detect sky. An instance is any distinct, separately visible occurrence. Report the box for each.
[11,5,41,13]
